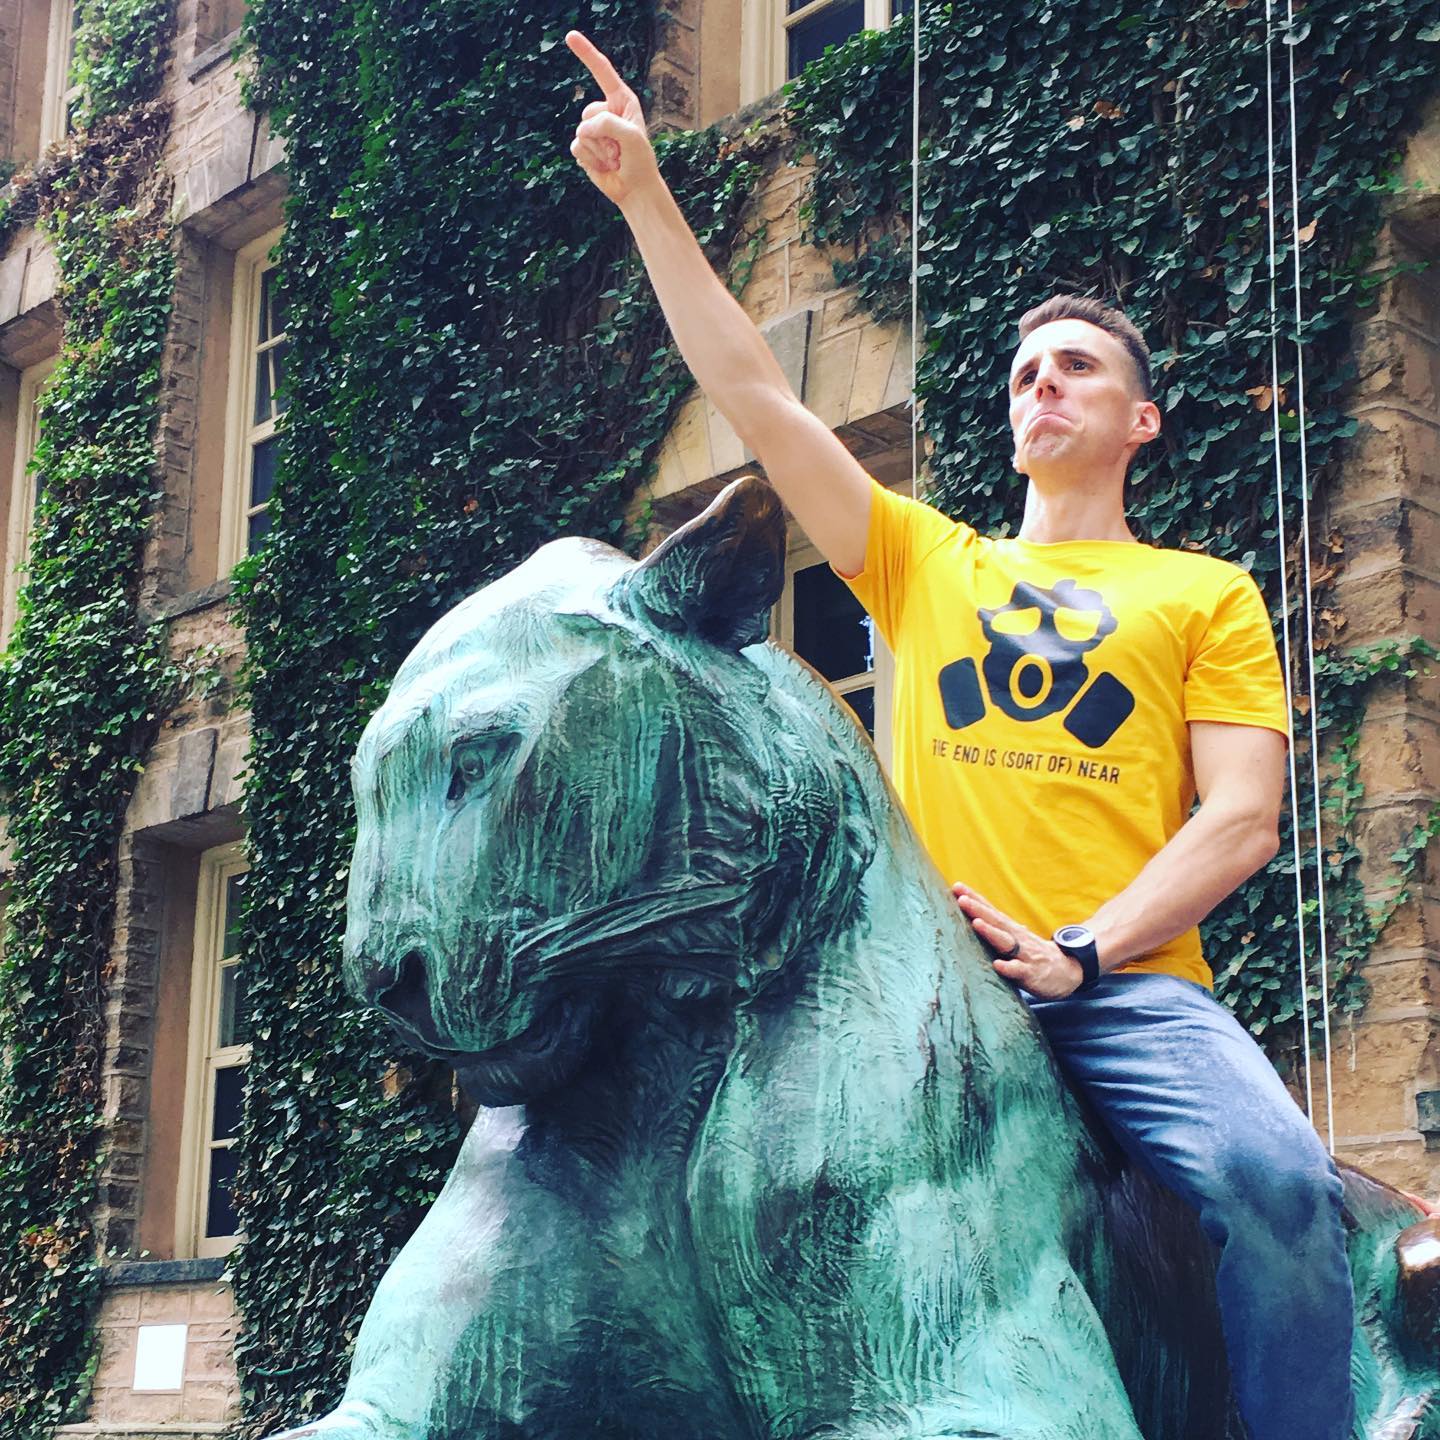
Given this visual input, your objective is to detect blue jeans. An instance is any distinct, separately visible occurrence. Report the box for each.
[1024,972,1355,1440]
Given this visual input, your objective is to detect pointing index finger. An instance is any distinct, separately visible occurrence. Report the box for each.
[565,30,628,103]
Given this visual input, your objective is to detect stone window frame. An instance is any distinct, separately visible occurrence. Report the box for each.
[2,354,58,644]
[39,0,81,154]
[174,840,249,1260]
[775,528,895,772]
[739,0,905,105]
[191,0,248,61]
[218,225,287,577]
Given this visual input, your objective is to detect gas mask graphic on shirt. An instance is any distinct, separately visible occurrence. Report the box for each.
[938,578,1136,748]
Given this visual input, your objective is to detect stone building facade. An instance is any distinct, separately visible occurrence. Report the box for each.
[0,0,1434,1436]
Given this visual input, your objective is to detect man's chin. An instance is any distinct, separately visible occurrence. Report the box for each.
[1017,439,1079,475]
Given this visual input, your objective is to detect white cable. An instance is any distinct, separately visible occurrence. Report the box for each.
[1283,0,1337,1151]
[1262,0,1315,1122]
[909,0,920,500]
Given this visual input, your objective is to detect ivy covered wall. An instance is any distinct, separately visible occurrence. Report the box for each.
[0,4,178,1432]
[0,0,1437,1435]
[228,1,758,1430]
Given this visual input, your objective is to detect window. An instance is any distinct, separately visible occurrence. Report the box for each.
[741,0,910,103]
[39,0,81,152]
[176,844,249,1258]
[776,540,895,769]
[195,0,247,53]
[2,357,58,644]
[219,226,288,573]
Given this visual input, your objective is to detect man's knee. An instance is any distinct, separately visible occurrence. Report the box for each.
[1203,1127,1343,1244]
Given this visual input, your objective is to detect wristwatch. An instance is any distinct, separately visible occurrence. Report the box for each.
[1052,923,1102,991]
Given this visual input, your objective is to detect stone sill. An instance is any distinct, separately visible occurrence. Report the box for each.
[54,1427,230,1437]
[101,1257,227,1288]
[186,29,245,83]
[716,88,786,139]
[141,578,234,626]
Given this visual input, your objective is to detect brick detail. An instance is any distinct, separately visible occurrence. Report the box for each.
[92,834,168,1258]
[82,1281,241,1430]
[648,0,702,132]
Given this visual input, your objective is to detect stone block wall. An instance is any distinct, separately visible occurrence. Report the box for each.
[54,1272,241,1436]
[649,0,701,131]
[0,0,20,163]
[144,227,209,612]
[1317,143,1440,1190]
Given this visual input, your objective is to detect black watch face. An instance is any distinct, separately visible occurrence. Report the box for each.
[1056,924,1093,947]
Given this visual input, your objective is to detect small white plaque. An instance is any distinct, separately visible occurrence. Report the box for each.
[133,1322,188,1391]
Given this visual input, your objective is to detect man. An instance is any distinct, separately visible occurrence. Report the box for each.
[564,30,1354,1440]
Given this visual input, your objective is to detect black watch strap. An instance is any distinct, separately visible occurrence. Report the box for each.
[1052,924,1101,990]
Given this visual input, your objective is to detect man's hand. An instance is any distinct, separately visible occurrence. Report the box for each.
[951,882,1086,999]
[565,31,660,210]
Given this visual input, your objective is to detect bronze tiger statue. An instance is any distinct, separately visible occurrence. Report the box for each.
[269,477,1439,1440]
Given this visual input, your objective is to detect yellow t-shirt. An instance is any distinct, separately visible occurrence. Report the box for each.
[841,482,1289,987]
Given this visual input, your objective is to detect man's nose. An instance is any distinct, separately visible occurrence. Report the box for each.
[1033,355,1064,393]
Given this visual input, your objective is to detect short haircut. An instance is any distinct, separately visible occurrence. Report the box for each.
[1016,294,1154,401]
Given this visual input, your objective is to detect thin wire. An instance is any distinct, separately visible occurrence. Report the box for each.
[909,0,920,500]
[1283,0,1337,1151]
[1262,0,1315,1121]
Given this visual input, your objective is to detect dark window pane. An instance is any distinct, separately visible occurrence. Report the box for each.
[840,685,876,736]
[792,562,874,682]
[788,0,865,76]
[892,0,912,14]
[271,337,290,417]
[222,872,244,959]
[205,1144,239,1238]
[212,1064,243,1141]
[217,962,250,1049]
[254,348,274,425]
[258,267,287,346]
[248,507,272,555]
[250,435,277,511]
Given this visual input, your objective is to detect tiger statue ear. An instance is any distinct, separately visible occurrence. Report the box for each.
[613,476,787,650]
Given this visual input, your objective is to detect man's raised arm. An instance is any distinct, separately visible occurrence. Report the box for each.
[565,31,873,578]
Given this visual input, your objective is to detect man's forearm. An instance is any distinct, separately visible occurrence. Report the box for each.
[1084,804,1280,971]
[620,182,795,441]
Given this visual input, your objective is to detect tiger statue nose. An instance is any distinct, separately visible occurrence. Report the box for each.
[373,949,434,1033]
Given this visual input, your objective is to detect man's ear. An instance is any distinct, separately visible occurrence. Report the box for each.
[611,475,787,650]
[1131,399,1162,448]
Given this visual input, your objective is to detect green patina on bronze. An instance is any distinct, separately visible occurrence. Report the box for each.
[273,478,1438,1440]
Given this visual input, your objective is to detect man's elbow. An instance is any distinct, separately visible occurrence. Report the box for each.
[1242,817,1282,875]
